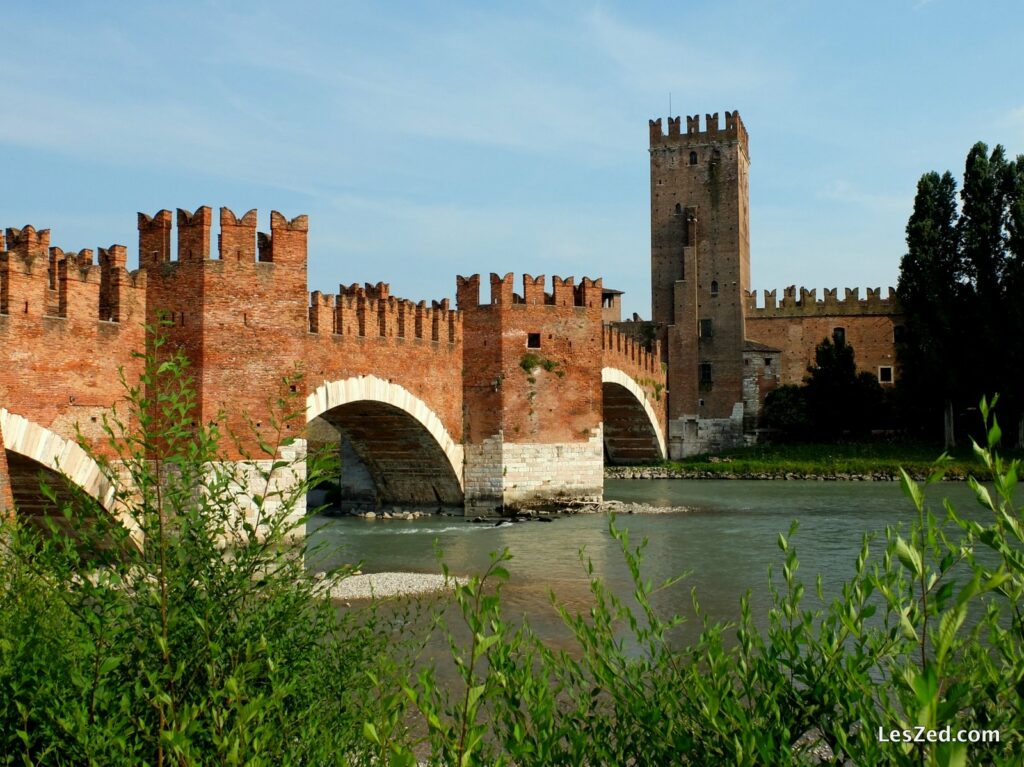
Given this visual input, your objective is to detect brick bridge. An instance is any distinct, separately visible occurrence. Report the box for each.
[0,207,666,530]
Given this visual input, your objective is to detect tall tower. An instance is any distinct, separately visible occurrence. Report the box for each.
[649,111,751,455]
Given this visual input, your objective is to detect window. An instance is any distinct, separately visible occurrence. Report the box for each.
[879,366,893,384]
[832,327,845,345]
[675,202,682,214]
[527,333,541,349]
[710,280,719,296]
[764,357,772,367]
[689,151,698,165]
[893,325,906,343]
[699,363,713,384]
[699,318,713,338]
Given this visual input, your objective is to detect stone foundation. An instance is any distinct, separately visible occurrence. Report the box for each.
[216,439,307,541]
[668,404,745,458]
[464,428,604,515]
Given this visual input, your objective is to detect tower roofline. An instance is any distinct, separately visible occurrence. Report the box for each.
[649,111,749,159]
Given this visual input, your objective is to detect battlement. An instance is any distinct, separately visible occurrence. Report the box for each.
[744,286,901,317]
[649,110,748,151]
[308,287,460,345]
[455,273,603,309]
[602,325,663,376]
[1,224,145,323]
[138,206,308,269]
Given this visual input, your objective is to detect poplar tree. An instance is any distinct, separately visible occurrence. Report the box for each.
[897,145,1024,446]
[897,171,962,445]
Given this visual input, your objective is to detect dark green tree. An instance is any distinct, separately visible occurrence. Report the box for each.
[803,336,884,441]
[762,384,810,442]
[896,171,963,445]
[897,144,1024,446]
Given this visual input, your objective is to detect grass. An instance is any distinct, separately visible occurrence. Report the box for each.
[614,440,1024,479]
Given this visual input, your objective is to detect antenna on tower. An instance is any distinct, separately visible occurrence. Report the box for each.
[669,92,672,119]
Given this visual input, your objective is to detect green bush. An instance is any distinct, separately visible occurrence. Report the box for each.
[0,330,408,765]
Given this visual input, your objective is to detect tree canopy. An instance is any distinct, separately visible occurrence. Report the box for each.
[897,143,1024,444]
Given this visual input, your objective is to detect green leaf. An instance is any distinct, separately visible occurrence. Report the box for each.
[935,741,967,767]
[900,468,924,511]
[894,536,923,578]
[467,683,486,711]
[362,721,380,745]
[99,656,122,676]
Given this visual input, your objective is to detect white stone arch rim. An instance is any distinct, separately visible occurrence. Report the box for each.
[307,375,464,490]
[0,409,142,544]
[601,367,667,461]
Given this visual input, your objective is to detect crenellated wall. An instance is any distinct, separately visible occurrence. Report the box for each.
[1,204,674,523]
[601,325,666,436]
[744,286,902,386]
[0,224,147,458]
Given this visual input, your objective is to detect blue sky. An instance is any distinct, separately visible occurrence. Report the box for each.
[3,1,1022,318]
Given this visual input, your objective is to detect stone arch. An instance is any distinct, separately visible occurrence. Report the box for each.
[601,368,667,463]
[306,376,464,506]
[0,409,142,544]
[1,409,114,507]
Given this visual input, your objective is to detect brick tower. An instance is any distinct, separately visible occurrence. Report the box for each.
[457,273,605,515]
[649,111,751,456]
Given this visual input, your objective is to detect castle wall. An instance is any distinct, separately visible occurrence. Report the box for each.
[745,287,901,386]
[0,225,147,459]
[140,208,311,459]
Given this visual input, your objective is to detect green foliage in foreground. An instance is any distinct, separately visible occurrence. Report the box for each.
[1,335,1022,764]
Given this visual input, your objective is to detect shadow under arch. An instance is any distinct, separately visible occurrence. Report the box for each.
[0,409,141,544]
[306,376,464,507]
[601,367,667,465]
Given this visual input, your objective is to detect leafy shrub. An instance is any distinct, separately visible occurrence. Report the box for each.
[0,329,406,765]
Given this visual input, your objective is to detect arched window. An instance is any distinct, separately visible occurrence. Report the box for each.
[832,327,846,345]
[689,151,698,165]
[710,280,719,296]
[675,202,682,214]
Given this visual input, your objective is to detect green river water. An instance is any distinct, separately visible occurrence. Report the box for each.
[306,479,1002,647]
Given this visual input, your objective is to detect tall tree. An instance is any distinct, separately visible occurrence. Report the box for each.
[896,171,962,445]
[804,336,883,441]
[960,144,1010,405]
[1002,155,1024,444]
[897,144,1023,446]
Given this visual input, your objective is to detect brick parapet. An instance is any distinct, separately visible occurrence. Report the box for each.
[602,326,662,376]
[649,111,749,159]
[0,222,148,459]
[455,273,603,309]
[745,286,901,317]
[309,284,461,345]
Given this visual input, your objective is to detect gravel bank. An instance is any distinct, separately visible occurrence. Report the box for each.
[323,571,465,602]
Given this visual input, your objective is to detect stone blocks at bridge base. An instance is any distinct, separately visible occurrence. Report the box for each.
[667,404,746,459]
[464,429,604,516]
[209,439,308,543]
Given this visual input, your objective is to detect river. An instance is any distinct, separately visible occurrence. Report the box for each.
[306,479,1004,648]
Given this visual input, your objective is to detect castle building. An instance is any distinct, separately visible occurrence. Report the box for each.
[638,111,902,457]
[1,109,905,531]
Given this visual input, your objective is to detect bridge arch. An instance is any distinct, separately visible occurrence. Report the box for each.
[601,367,667,464]
[0,409,142,543]
[306,376,464,508]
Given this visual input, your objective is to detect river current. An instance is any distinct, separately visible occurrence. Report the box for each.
[307,479,1002,646]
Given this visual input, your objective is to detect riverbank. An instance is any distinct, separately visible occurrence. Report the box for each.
[606,441,1002,481]
[320,571,466,602]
